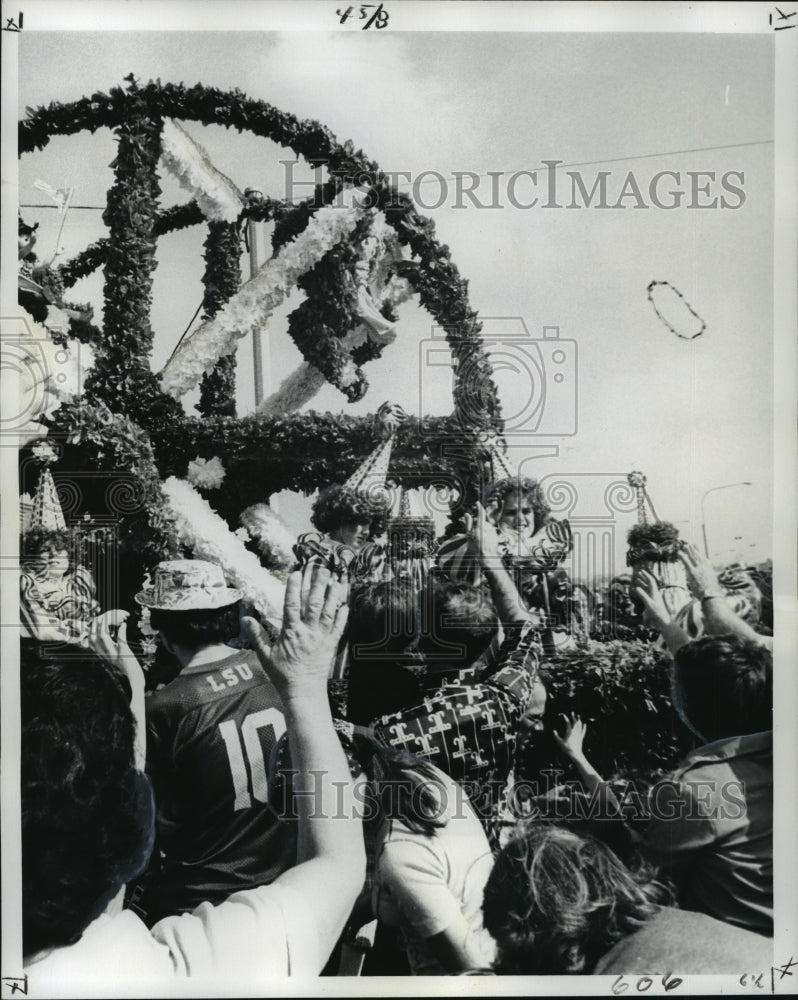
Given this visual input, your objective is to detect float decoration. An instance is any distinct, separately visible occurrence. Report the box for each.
[20,77,506,586]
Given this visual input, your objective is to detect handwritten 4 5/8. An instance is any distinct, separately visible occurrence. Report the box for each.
[337,4,389,29]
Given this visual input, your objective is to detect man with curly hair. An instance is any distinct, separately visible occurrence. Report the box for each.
[311,484,377,552]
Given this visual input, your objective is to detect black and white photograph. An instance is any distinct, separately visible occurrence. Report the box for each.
[1,1,796,995]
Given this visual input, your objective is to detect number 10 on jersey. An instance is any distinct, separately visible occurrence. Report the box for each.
[218,708,285,810]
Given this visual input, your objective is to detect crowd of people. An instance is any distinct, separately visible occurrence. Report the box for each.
[18,473,774,986]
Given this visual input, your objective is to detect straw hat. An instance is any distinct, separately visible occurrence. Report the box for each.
[135,559,242,611]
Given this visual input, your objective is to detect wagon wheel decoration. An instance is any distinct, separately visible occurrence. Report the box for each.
[18,75,506,605]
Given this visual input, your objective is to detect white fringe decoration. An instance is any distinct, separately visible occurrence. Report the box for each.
[160,118,243,224]
[159,187,372,399]
[162,477,285,628]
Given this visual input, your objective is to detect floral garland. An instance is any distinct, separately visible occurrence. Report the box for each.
[159,118,243,224]
[59,202,207,288]
[198,221,242,417]
[161,477,285,627]
[237,502,296,575]
[273,209,411,401]
[533,638,690,776]
[257,361,328,417]
[20,78,505,523]
[81,78,185,434]
[159,186,371,399]
[280,214,371,400]
[154,410,467,525]
[21,78,502,434]
[258,213,410,415]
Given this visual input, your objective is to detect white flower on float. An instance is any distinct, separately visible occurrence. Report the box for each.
[186,455,226,490]
[30,441,59,463]
[162,477,285,628]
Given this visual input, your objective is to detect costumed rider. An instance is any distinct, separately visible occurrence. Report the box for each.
[437,443,574,646]
[296,402,404,573]
[20,462,126,646]
[310,485,375,555]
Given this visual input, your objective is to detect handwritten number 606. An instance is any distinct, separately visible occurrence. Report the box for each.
[611,973,683,995]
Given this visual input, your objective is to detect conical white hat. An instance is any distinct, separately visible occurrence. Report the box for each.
[30,467,66,533]
[490,446,517,483]
[343,402,406,496]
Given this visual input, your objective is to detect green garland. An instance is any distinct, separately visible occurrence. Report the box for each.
[531,640,691,778]
[280,215,372,401]
[198,221,242,417]
[59,202,207,288]
[59,198,287,289]
[21,78,501,430]
[20,77,504,544]
[152,410,466,523]
[40,400,180,607]
[81,81,167,424]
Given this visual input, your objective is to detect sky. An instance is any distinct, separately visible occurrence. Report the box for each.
[12,16,778,576]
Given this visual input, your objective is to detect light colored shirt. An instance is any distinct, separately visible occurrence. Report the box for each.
[371,769,497,975]
[25,882,321,997]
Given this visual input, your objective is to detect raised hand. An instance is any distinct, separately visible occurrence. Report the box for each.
[245,563,348,699]
[464,501,502,564]
[632,569,672,629]
[678,543,724,599]
[86,614,145,687]
[552,712,588,761]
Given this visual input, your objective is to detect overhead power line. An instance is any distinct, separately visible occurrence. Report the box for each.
[19,137,775,207]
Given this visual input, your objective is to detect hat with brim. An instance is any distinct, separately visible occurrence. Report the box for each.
[135,559,242,611]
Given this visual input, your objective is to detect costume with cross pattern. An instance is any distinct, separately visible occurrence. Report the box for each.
[372,621,542,846]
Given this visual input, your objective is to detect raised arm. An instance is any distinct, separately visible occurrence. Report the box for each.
[552,714,624,817]
[553,713,606,794]
[678,545,772,648]
[467,503,538,627]
[87,616,147,771]
[244,564,366,968]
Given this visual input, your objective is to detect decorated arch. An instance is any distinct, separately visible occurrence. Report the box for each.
[19,76,507,612]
